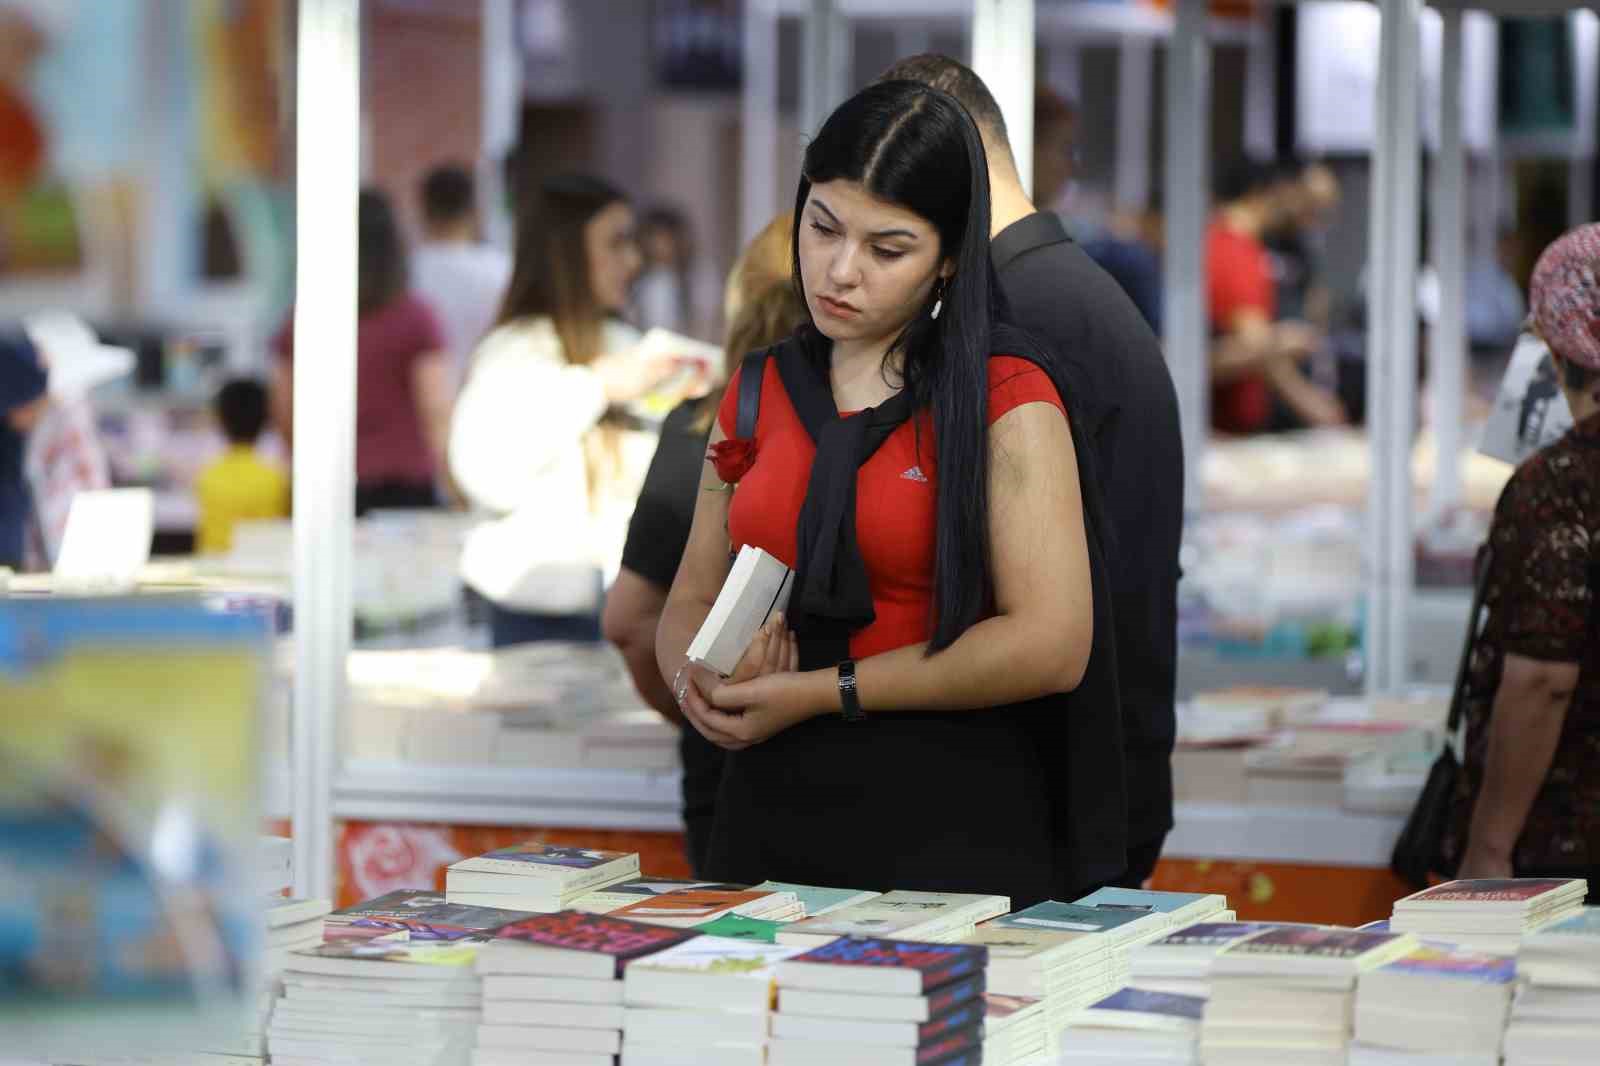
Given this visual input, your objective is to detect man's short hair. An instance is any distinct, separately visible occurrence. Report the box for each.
[1217,158,1287,206]
[877,53,1010,146]
[420,164,476,226]
[216,378,268,446]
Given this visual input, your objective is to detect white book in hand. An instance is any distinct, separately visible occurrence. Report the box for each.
[687,545,794,676]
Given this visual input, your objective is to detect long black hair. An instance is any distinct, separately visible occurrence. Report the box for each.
[358,188,408,315]
[791,80,999,652]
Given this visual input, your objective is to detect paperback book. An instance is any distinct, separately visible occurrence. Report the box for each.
[777,891,1009,947]
[476,910,699,978]
[775,938,988,996]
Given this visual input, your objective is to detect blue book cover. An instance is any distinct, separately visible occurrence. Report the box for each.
[994,902,1152,934]
[1084,986,1207,1023]
[789,938,987,992]
[1074,887,1218,915]
[1537,907,1600,938]
[1379,945,1517,984]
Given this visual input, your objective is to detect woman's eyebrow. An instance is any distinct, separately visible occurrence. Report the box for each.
[811,198,918,241]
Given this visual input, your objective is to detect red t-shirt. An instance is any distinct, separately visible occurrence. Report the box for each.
[718,355,1066,660]
[275,293,444,484]
[1206,220,1276,434]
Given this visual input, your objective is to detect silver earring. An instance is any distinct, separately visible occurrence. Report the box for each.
[931,281,946,320]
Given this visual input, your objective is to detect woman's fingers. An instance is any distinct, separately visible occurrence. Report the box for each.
[760,613,787,675]
[728,626,771,684]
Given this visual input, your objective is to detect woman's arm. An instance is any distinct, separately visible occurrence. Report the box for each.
[412,350,456,490]
[603,567,683,725]
[691,400,1093,748]
[654,422,736,689]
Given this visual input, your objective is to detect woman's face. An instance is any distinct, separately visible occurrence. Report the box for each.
[797,179,951,351]
[585,202,643,314]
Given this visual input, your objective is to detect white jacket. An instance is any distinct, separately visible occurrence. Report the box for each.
[450,317,655,613]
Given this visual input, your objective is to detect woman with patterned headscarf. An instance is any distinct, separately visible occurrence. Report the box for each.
[1445,223,1600,897]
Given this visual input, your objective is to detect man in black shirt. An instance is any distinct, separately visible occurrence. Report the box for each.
[881,56,1185,888]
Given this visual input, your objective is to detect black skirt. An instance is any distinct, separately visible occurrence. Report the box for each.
[702,703,1058,910]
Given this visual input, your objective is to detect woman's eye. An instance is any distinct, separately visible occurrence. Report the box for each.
[809,221,836,238]
[872,247,905,261]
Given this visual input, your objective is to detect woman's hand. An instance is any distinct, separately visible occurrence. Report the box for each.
[594,347,678,404]
[678,671,829,751]
[727,613,798,683]
[1456,840,1514,881]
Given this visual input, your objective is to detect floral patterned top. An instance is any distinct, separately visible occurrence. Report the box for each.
[1445,412,1600,872]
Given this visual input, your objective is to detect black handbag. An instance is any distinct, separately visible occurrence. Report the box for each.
[1390,542,1495,888]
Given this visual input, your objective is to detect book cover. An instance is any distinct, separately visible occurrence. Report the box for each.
[784,938,987,992]
[984,993,1043,1021]
[1081,986,1206,1023]
[451,843,635,876]
[601,878,750,897]
[488,910,697,969]
[345,902,538,942]
[612,889,782,922]
[696,913,783,943]
[1379,945,1517,983]
[625,936,804,976]
[1398,879,1581,906]
[927,973,987,1016]
[1148,921,1290,948]
[755,882,882,918]
[686,545,795,676]
[992,902,1152,934]
[1221,926,1407,960]
[785,891,1002,939]
[909,1025,981,1065]
[294,938,483,969]
[328,890,447,923]
[1074,888,1222,915]
[1359,920,1392,933]
[1533,907,1600,938]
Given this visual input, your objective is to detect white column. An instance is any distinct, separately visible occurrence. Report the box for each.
[1114,39,1154,212]
[801,0,847,137]
[1164,0,1211,515]
[742,0,781,245]
[291,0,360,901]
[1365,0,1423,697]
[479,0,519,251]
[971,0,1036,198]
[1427,7,1467,522]
[1243,13,1276,160]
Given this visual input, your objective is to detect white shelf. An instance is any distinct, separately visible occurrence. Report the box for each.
[1165,801,1407,867]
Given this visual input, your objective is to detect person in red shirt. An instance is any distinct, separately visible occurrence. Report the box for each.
[1208,161,1345,434]
[653,81,1125,906]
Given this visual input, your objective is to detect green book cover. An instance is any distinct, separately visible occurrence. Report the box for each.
[695,913,782,943]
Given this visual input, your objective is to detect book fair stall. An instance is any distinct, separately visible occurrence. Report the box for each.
[2,1,1598,1065]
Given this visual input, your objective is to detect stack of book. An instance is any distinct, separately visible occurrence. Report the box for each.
[755,880,882,917]
[445,843,640,912]
[608,886,801,928]
[1202,926,1418,1066]
[622,936,806,1065]
[1058,987,1206,1066]
[964,902,1167,1051]
[982,993,1048,1066]
[239,898,333,1058]
[1128,922,1306,997]
[471,911,697,1066]
[1349,943,1517,1066]
[323,889,448,940]
[768,938,988,1066]
[1390,879,1588,955]
[570,877,751,914]
[267,938,486,1066]
[1074,887,1231,935]
[1505,907,1600,1066]
[777,890,1009,949]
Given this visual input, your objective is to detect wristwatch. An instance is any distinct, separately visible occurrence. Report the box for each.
[837,659,866,723]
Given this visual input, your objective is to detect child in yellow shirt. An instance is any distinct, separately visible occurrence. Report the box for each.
[195,379,289,554]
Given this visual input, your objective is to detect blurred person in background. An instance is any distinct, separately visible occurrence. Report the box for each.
[272,188,453,515]
[1267,160,1341,330]
[195,379,288,555]
[633,205,693,333]
[450,173,678,648]
[1209,160,1346,434]
[0,329,47,568]
[412,163,512,392]
[1445,223,1600,898]
[604,213,805,875]
[882,54,1179,890]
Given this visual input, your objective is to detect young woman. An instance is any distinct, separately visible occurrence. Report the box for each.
[450,173,676,646]
[272,188,453,515]
[604,213,807,875]
[654,82,1125,906]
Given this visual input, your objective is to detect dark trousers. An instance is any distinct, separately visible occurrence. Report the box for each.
[1113,831,1170,890]
[355,480,439,517]
[488,602,602,647]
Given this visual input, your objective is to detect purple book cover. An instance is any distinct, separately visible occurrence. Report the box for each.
[789,937,987,992]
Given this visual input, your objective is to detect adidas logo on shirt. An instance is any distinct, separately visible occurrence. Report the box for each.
[900,466,929,483]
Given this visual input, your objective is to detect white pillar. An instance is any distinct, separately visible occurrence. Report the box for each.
[801,0,849,137]
[291,0,360,901]
[742,0,781,245]
[1427,7,1467,522]
[1365,0,1423,697]
[1114,39,1154,212]
[971,0,1036,198]
[480,0,519,251]
[1164,0,1211,515]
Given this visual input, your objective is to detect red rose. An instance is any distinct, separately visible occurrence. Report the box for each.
[707,437,758,484]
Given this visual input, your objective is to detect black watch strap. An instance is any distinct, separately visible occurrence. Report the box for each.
[837,659,865,722]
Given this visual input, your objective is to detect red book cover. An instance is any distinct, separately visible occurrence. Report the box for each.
[1406,879,1578,904]
[787,938,988,993]
[490,910,698,975]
